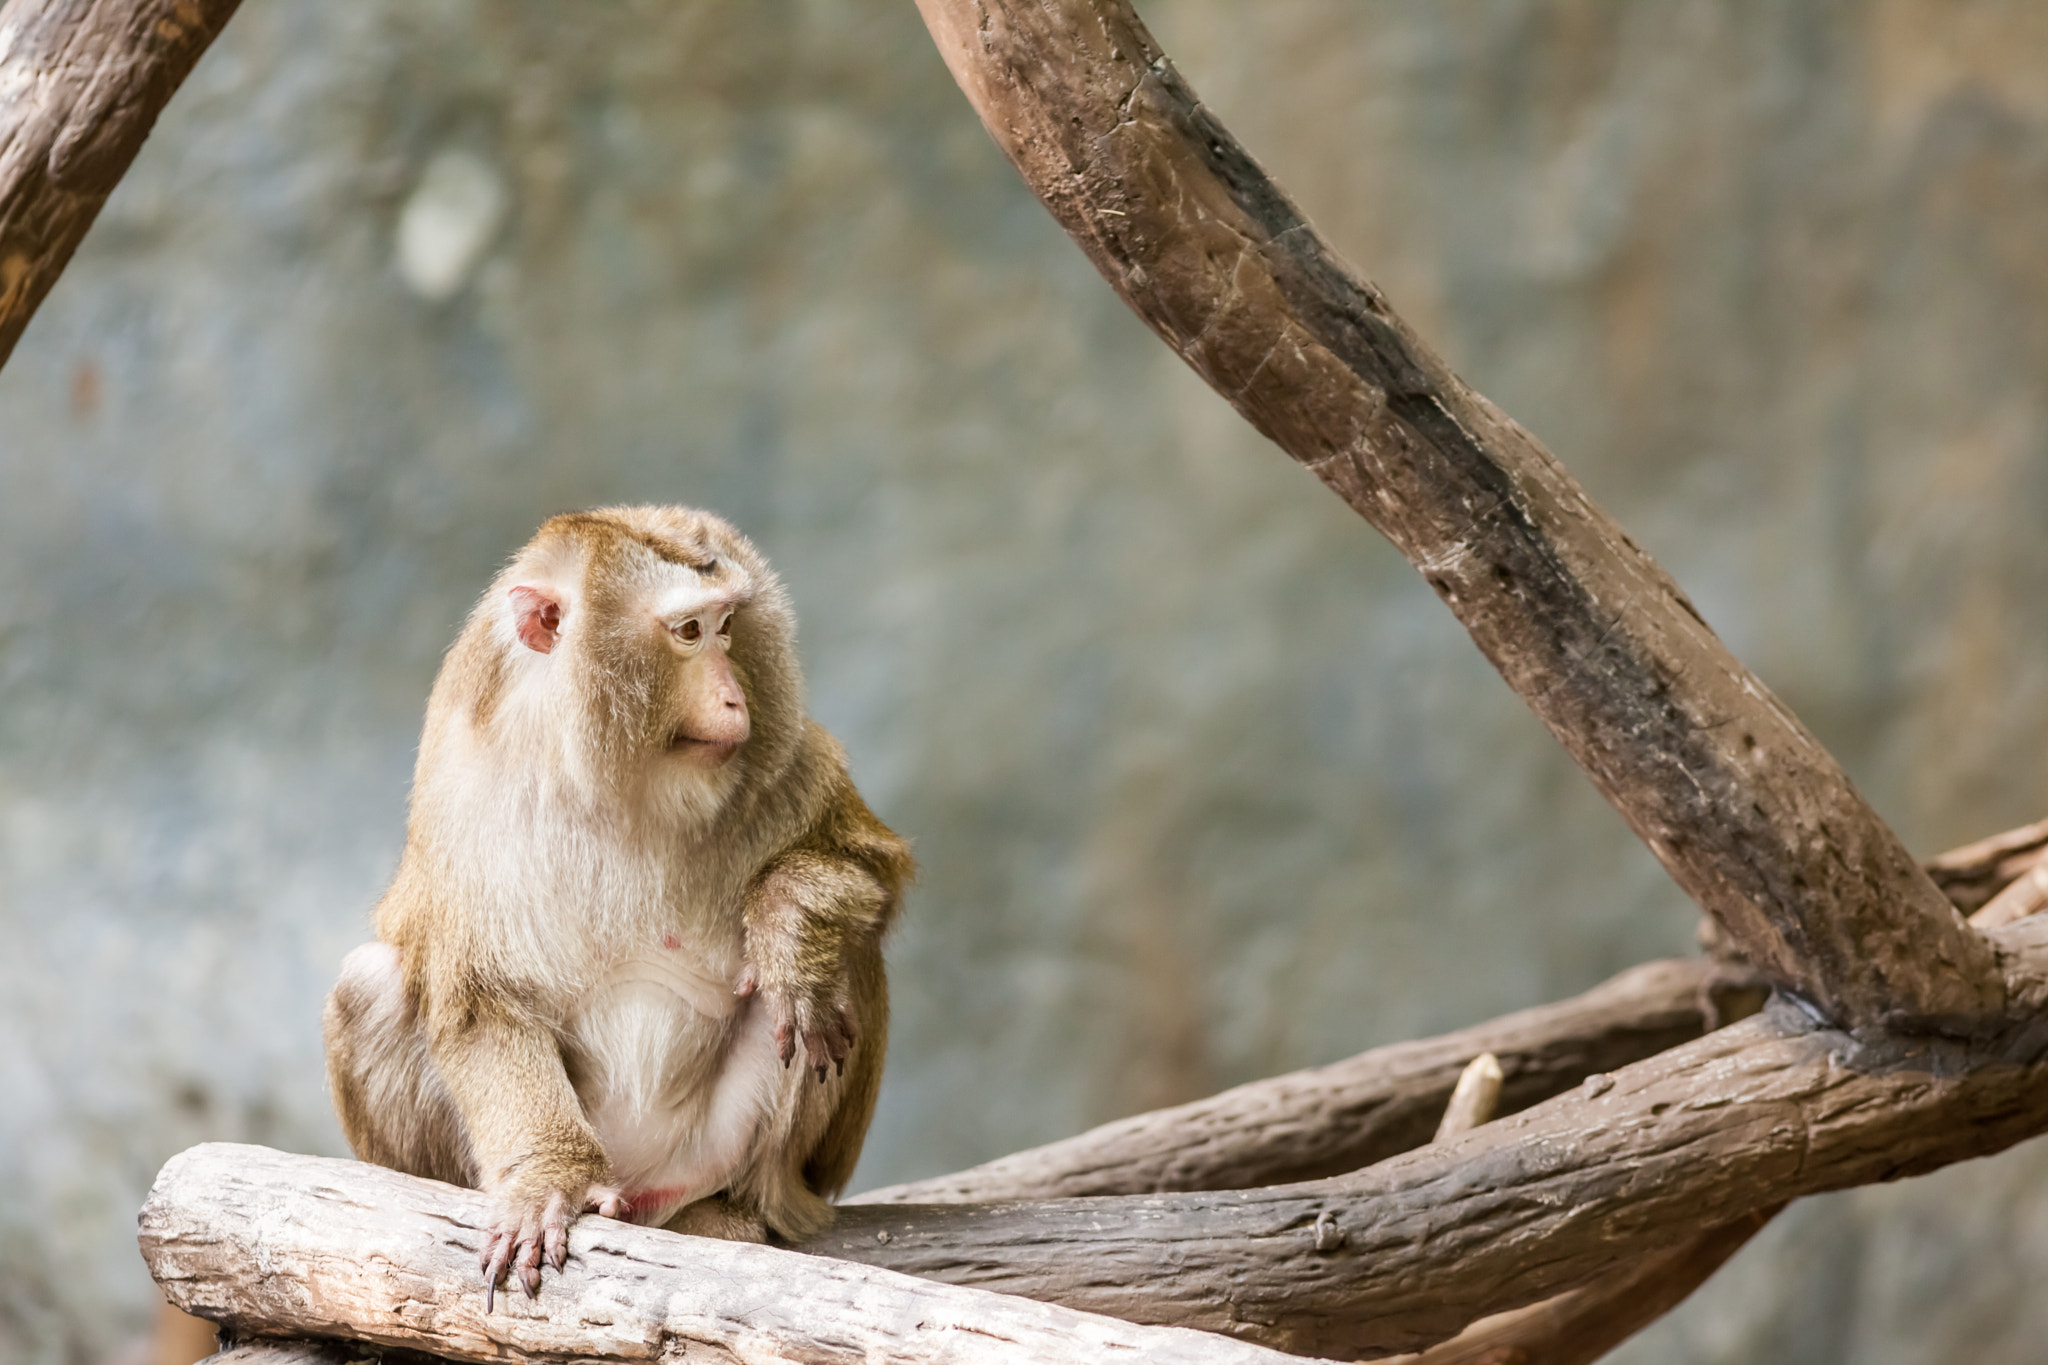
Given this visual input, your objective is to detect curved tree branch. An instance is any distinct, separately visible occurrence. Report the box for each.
[907,0,2000,1033]
[804,918,2048,1358]
[853,957,1719,1204]
[0,0,241,368]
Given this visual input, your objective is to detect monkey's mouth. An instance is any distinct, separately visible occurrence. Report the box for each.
[667,733,743,766]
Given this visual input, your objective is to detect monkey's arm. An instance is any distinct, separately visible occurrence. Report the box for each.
[423,991,624,1306]
[741,776,913,1081]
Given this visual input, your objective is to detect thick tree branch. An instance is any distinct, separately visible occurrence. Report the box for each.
[143,1146,1317,1365]
[908,0,2001,1032]
[805,918,2048,1358]
[0,0,240,368]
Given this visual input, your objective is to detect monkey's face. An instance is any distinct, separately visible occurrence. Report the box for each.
[651,572,751,769]
[487,507,799,818]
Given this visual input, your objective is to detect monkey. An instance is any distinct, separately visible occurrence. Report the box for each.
[322,506,913,1309]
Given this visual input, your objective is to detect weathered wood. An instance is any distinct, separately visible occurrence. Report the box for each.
[1373,1206,1780,1365]
[142,1145,1322,1365]
[1430,1052,1502,1143]
[805,918,2048,1357]
[0,0,240,368]
[1928,816,2048,914]
[854,958,1715,1204]
[908,0,2001,1032]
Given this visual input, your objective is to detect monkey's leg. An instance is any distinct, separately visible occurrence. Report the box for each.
[663,1195,768,1243]
[323,942,472,1186]
[422,992,626,1308]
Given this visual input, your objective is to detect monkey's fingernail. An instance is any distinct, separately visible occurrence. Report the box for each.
[485,1280,496,1315]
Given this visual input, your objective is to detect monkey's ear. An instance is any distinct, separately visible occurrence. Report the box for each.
[509,585,564,654]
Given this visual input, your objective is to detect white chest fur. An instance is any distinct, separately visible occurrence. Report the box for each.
[564,943,784,1226]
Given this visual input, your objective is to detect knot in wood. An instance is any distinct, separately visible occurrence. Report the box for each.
[1312,1209,1347,1252]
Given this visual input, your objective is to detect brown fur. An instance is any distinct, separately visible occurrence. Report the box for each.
[323,507,910,1299]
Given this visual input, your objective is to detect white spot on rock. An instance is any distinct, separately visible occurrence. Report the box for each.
[396,150,507,302]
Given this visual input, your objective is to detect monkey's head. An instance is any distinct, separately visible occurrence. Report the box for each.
[449,506,804,822]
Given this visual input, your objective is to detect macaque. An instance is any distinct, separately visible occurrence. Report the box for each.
[323,507,912,1308]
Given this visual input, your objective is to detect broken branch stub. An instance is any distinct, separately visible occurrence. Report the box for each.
[0,0,242,369]
[1431,1053,1503,1142]
[909,0,2000,1032]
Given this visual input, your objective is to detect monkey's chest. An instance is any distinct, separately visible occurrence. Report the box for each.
[563,950,782,1226]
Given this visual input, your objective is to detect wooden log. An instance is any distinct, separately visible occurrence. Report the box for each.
[0,0,241,368]
[141,1145,1322,1365]
[804,918,2048,1357]
[907,0,2001,1032]
[855,958,1715,1204]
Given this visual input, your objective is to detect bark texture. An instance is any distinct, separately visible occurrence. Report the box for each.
[1374,1207,1780,1365]
[0,0,240,367]
[806,918,2048,1357]
[908,0,2000,1033]
[142,1145,1315,1365]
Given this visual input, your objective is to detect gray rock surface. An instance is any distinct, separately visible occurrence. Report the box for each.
[1,3,2045,1362]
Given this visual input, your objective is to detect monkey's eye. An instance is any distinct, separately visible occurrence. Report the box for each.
[716,611,734,640]
[674,618,703,645]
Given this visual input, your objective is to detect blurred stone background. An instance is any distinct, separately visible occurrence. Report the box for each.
[2,1,2046,1361]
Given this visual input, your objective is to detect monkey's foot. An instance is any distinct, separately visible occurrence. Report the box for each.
[479,1177,624,1312]
[735,968,855,1084]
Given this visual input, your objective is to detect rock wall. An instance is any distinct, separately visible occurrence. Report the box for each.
[2,3,2045,1362]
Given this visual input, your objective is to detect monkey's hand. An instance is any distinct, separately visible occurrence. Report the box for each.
[735,964,855,1084]
[479,1165,624,1312]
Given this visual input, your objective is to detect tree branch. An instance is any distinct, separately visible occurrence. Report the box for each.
[853,958,1718,1204]
[1928,816,2048,915]
[804,918,2048,1358]
[907,0,2001,1032]
[0,0,241,369]
[143,1146,1315,1365]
